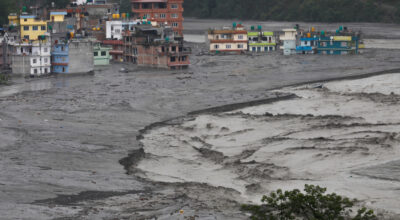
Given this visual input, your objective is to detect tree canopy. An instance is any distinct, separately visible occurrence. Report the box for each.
[241,185,377,220]
[183,0,400,23]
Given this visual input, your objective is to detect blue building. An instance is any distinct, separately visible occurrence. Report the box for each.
[52,43,69,73]
[51,40,94,74]
[296,37,319,54]
[317,36,359,55]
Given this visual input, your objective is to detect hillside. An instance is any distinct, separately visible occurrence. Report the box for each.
[183,0,400,23]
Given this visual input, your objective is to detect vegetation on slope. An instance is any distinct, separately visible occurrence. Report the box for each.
[183,0,400,23]
[242,185,377,220]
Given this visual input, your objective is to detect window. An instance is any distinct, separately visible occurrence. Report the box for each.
[160,14,166,18]
[341,42,348,47]
[171,14,178,18]
[24,26,29,31]
[181,56,187,61]
[33,59,37,64]
[44,58,48,63]
[24,35,29,40]
[172,23,178,27]
[238,44,243,49]
[107,9,111,14]
[94,52,98,56]
[304,41,308,45]
[226,44,231,49]
[62,67,65,72]
[34,69,37,74]
[33,26,38,31]
[61,46,64,51]
[214,45,219,49]
[133,48,138,55]
[171,4,178,9]
[238,35,243,40]
[44,48,48,53]
[170,57,176,62]
[45,68,48,74]
[154,14,158,18]
[269,46,273,51]
[101,51,106,56]
[111,26,114,31]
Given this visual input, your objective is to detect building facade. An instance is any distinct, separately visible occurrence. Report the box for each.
[123,25,190,69]
[317,36,359,55]
[280,29,298,55]
[296,37,319,54]
[207,24,248,54]
[102,39,124,61]
[19,15,48,41]
[52,40,94,73]
[93,43,111,65]
[248,31,276,53]
[131,0,184,36]
[12,42,51,76]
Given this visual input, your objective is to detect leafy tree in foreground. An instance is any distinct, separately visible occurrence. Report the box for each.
[242,185,377,220]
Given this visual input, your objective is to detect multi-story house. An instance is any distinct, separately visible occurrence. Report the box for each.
[123,24,190,69]
[102,39,124,61]
[12,40,51,76]
[93,43,111,65]
[248,30,276,53]
[19,14,48,41]
[207,24,248,54]
[296,34,319,54]
[280,29,298,55]
[131,0,184,36]
[317,35,359,55]
[52,39,94,73]
[106,20,141,40]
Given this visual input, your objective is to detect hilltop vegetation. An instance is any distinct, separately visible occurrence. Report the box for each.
[183,0,400,23]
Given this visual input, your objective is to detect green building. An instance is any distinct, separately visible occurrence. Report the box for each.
[93,44,111,66]
[248,31,276,53]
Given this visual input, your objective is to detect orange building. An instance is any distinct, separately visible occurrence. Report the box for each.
[131,0,184,36]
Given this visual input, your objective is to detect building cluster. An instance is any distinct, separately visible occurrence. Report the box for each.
[0,0,190,76]
[207,23,361,55]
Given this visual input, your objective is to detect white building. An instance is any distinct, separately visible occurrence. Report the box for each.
[106,20,141,40]
[12,42,51,76]
[280,29,298,55]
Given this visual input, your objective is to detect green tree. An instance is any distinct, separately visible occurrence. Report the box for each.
[241,185,377,220]
[0,0,17,26]
[120,0,131,14]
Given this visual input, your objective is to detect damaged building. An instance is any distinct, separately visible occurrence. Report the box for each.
[123,25,190,69]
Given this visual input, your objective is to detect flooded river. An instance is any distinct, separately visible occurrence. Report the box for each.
[1,20,400,219]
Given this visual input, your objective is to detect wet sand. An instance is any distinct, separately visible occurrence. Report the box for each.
[136,74,400,218]
[1,20,400,219]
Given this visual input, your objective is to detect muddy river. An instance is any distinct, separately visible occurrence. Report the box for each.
[1,20,400,219]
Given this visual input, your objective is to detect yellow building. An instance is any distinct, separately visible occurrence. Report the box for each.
[8,13,19,26]
[50,11,67,22]
[20,15,48,41]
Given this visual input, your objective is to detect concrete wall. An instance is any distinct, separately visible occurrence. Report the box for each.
[136,45,169,68]
[68,41,94,73]
[11,56,31,74]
